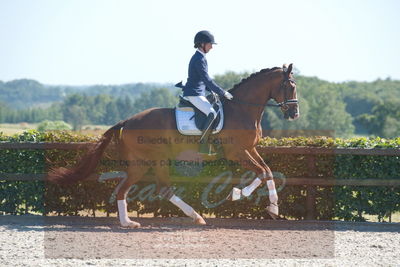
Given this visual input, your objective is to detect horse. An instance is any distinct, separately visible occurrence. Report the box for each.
[47,63,299,228]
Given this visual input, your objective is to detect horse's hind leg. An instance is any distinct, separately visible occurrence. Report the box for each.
[155,165,206,225]
[116,165,145,228]
[169,192,206,225]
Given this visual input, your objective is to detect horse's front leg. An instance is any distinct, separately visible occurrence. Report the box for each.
[226,149,266,200]
[226,148,279,219]
[248,147,279,219]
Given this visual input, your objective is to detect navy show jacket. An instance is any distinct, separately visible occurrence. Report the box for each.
[183,50,225,97]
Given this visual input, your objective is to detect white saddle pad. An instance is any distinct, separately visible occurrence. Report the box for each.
[175,102,224,135]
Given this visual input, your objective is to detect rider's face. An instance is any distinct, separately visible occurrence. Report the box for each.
[203,43,213,53]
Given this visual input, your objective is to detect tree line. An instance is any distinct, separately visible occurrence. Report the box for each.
[0,79,170,109]
[0,71,399,137]
[0,88,178,130]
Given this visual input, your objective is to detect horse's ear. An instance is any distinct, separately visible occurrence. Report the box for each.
[282,64,288,72]
[287,63,293,75]
[282,63,293,78]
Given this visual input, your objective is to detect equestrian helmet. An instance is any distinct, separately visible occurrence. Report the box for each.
[194,31,217,46]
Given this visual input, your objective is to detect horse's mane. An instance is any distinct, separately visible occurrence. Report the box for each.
[228,67,281,92]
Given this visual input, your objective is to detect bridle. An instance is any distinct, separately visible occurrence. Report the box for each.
[229,77,298,109]
[277,78,298,110]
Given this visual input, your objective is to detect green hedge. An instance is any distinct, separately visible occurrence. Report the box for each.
[0,130,399,222]
[260,136,400,221]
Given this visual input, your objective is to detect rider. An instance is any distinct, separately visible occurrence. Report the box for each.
[182,30,233,154]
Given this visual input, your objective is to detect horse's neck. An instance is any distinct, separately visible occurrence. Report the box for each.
[229,74,275,122]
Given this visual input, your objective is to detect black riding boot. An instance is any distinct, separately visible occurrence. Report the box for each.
[199,113,215,155]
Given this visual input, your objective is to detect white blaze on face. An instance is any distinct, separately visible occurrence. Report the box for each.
[292,86,300,120]
[295,108,300,119]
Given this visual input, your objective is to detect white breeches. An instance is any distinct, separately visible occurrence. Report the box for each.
[186,96,217,117]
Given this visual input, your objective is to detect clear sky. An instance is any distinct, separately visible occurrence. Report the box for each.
[1,0,399,85]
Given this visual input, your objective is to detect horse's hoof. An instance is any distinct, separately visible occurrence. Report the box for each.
[193,215,206,225]
[266,204,279,220]
[226,187,242,201]
[120,220,141,228]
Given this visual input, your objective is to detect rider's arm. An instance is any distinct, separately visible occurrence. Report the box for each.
[194,58,226,97]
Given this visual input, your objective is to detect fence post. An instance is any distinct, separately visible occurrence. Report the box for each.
[306,155,317,220]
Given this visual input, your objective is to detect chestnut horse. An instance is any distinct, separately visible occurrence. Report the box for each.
[47,63,299,227]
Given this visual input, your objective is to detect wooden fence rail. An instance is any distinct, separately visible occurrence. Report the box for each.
[1,142,399,219]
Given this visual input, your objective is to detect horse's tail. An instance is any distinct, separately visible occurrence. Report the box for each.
[46,120,126,185]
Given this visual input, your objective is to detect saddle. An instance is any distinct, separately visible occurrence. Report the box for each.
[175,93,224,136]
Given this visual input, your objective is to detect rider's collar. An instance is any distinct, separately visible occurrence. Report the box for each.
[197,49,206,57]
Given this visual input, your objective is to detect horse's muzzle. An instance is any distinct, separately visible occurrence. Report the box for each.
[284,107,300,121]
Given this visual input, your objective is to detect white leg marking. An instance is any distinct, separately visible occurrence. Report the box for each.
[169,194,206,225]
[241,177,262,197]
[267,179,278,204]
[117,199,140,228]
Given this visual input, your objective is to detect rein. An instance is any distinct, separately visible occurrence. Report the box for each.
[229,78,298,108]
[230,98,297,108]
